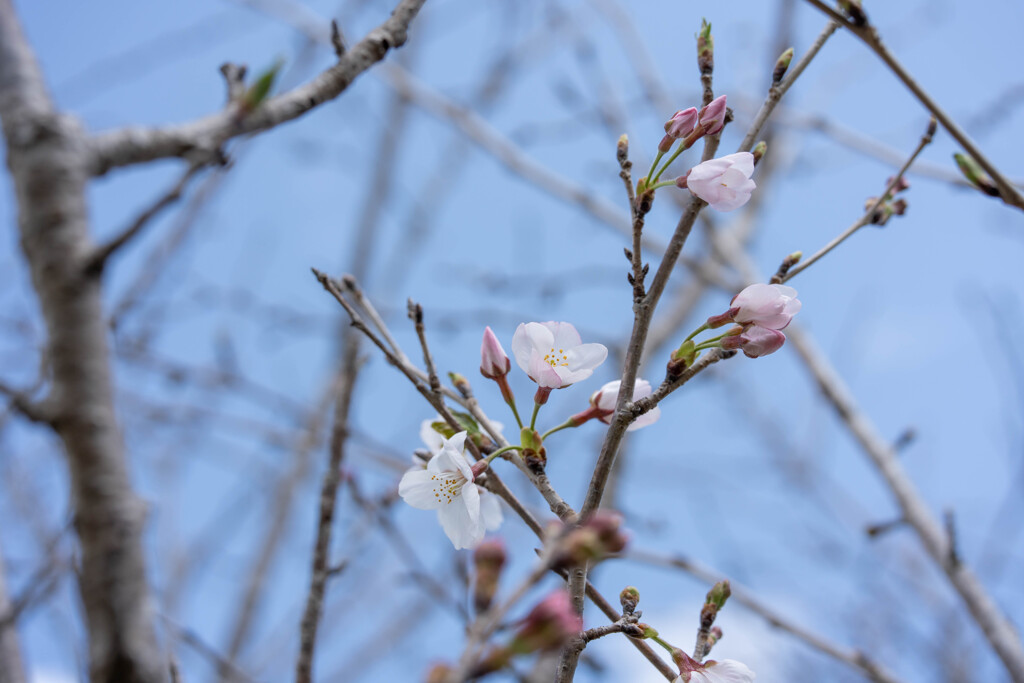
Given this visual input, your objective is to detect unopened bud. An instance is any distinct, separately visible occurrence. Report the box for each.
[448,372,471,397]
[637,623,658,639]
[751,141,767,165]
[891,198,908,215]
[473,539,507,613]
[511,591,582,654]
[705,580,731,609]
[620,586,641,615]
[553,511,629,568]
[424,663,454,683]
[480,327,511,379]
[697,94,727,136]
[772,47,794,85]
[954,152,1000,197]
[886,175,910,194]
[697,19,714,74]
[617,134,629,165]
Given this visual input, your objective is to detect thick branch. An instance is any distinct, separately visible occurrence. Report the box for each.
[0,1,165,681]
[85,0,427,175]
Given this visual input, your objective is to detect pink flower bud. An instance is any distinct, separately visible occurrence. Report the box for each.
[685,152,756,212]
[697,94,727,135]
[480,326,511,379]
[729,283,801,330]
[512,590,582,653]
[664,107,698,139]
[721,325,786,358]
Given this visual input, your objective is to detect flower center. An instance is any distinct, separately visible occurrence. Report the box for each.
[543,347,569,368]
[430,472,466,505]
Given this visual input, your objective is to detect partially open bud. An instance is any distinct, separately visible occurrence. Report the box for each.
[721,325,786,358]
[473,539,507,613]
[660,107,699,152]
[772,47,794,85]
[697,19,714,75]
[697,94,727,136]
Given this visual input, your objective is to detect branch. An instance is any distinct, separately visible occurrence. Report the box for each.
[85,162,206,272]
[85,0,428,175]
[802,0,1024,211]
[631,550,903,683]
[0,540,26,683]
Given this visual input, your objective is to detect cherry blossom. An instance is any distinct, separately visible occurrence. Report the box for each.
[590,379,661,431]
[721,325,787,358]
[480,326,510,379]
[675,659,756,683]
[730,283,800,330]
[697,94,728,135]
[399,431,491,549]
[679,152,756,212]
[511,322,608,389]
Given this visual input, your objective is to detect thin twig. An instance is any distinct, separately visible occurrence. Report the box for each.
[802,0,1024,211]
[783,118,935,282]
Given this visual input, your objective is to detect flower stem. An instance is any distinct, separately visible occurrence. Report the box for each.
[652,140,692,184]
[646,180,677,191]
[540,419,578,441]
[506,398,524,430]
[693,333,730,352]
[644,150,666,191]
[529,401,542,430]
[685,322,710,342]
[484,444,522,465]
[649,634,677,655]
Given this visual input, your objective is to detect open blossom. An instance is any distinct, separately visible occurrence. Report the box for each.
[679,152,756,212]
[590,379,661,431]
[415,420,503,535]
[400,431,492,549]
[721,325,786,358]
[511,322,608,389]
[730,283,800,330]
[674,659,755,683]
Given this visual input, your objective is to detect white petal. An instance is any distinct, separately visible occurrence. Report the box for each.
[437,484,483,549]
[567,342,608,371]
[398,469,445,510]
[699,659,756,683]
[549,321,583,349]
[626,405,661,431]
[479,489,504,531]
[419,418,445,454]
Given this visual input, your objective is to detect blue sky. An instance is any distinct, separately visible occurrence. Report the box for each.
[2,0,1024,681]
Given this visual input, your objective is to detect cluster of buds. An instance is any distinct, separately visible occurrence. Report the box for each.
[550,511,630,569]
[471,591,582,677]
[865,175,910,226]
[707,283,801,358]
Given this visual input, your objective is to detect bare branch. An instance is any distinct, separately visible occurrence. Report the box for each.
[85,0,428,175]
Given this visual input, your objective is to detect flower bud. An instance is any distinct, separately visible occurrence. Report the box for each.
[751,141,767,165]
[697,94,727,136]
[721,325,786,358]
[954,152,1000,197]
[772,47,794,85]
[661,107,699,151]
[240,58,284,113]
[448,371,471,397]
[617,134,629,166]
[553,511,629,568]
[511,590,582,654]
[729,283,801,330]
[705,580,731,609]
[480,326,511,379]
[620,586,641,615]
[697,19,714,75]
[473,539,507,613]
[424,663,454,683]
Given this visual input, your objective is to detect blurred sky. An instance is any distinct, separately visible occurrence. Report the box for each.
[3,0,1024,681]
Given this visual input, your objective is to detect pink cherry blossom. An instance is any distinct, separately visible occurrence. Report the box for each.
[590,379,661,431]
[697,94,727,135]
[682,152,756,212]
[675,659,756,683]
[480,326,511,379]
[660,107,699,151]
[511,322,608,389]
[730,283,801,330]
